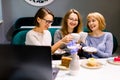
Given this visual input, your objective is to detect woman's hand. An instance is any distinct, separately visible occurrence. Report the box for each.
[77,38,85,44]
[61,34,73,43]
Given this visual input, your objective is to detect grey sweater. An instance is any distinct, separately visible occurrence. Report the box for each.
[54,29,88,53]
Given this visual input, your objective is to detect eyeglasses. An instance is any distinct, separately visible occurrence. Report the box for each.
[68,17,78,21]
[42,18,53,24]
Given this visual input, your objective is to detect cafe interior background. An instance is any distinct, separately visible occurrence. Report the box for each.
[0,0,120,52]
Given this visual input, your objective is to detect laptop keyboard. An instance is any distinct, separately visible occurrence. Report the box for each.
[52,68,59,80]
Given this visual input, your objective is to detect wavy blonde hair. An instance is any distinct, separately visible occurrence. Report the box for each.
[87,12,106,31]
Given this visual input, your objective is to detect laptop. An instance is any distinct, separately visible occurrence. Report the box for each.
[0,44,52,80]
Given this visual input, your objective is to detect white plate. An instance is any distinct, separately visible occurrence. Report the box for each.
[81,60,103,69]
[54,49,66,55]
[55,64,69,70]
[107,58,120,65]
[82,46,97,53]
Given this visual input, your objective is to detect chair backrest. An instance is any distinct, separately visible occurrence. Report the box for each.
[11,30,30,45]
[12,17,62,45]
[52,17,62,26]
[11,27,60,45]
[12,26,118,54]
[13,17,62,30]
[112,34,118,53]
[13,17,34,30]
[48,27,60,45]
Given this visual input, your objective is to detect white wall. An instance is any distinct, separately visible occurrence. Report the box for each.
[0,0,120,45]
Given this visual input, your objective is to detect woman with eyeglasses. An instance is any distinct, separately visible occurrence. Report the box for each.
[54,9,88,57]
[25,7,73,54]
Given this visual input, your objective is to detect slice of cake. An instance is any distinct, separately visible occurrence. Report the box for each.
[114,56,120,62]
[87,58,98,67]
[61,56,72,68]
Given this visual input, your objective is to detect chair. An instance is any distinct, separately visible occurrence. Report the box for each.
[52,17,62,26]
[11,27,60,45]
[13,17,34,30]
[11,30,30,45]
[48,27,60,45]
[112,34,118,53]
[11,17,62,44]
[13,17,62,30]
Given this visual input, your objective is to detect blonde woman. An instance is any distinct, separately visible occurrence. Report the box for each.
[83,12,113,58]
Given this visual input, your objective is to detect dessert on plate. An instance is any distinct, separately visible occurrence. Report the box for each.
[107,56,120,65]
[81,58,103,69]
[114,56,120,62]
[61,56,72,68]
[87,58,98,67]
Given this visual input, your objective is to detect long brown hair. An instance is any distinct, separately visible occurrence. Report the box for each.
[61,9,83,37]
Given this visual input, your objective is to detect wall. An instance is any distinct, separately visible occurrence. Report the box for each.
[0,0,120,45]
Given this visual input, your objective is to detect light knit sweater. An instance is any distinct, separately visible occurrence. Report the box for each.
[83,32,113,58]
[25,30,52,46]
[54,29,88,43]
[54,29,88,52]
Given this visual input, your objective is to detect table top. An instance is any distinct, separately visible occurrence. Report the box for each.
[52,58,120,80]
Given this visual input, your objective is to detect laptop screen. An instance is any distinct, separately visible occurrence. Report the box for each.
[0,45,52,80]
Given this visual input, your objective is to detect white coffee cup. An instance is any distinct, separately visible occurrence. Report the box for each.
[71,33,80,42]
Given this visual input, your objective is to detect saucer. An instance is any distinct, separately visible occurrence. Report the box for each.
[107,58,120,65]
[55,64,69,70]
[82,46,97,53]
[81,60,103,69]
[54,49,66,55]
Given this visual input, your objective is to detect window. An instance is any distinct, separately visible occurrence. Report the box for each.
[0,0,3,24]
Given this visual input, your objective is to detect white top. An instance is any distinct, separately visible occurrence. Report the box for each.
[25,30,52,46]
[52,58,120,80]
